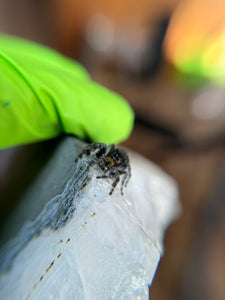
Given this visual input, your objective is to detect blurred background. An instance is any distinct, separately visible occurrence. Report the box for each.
[0,0,225,299]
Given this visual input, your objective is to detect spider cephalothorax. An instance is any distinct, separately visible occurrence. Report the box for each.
[75,143,131,195]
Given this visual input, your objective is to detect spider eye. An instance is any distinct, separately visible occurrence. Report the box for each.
[106,156,115,167]
[109,161,114,167]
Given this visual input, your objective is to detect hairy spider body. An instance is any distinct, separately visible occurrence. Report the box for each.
[75,143,131,195]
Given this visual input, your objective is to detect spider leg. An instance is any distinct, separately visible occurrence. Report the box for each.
[96,173,122,195]
[95,144,107,158]
[75,143,106,162]
[109,176,120,195]
[118,166,131,195]
[120,173,128,195]
[96,175,109,179]
[108,169,127,195]
[96,169,124,179]
[124,165,131,187]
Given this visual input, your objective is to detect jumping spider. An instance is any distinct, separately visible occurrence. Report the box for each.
[75,143,131,195]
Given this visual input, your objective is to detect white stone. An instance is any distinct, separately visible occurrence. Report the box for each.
[0,143,179,300]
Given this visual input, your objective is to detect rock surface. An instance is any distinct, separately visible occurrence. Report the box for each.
[0,138,179,299]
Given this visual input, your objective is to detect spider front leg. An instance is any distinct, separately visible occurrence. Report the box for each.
[97,171,125,195]
[96,174,119,195]
[109,176,120,195]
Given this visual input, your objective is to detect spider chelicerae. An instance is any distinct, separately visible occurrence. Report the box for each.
[75,143,131,195]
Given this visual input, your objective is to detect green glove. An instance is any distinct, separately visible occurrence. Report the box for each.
[0,35,134,149]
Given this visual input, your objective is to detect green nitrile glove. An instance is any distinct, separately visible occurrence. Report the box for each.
[0,35,134,149]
